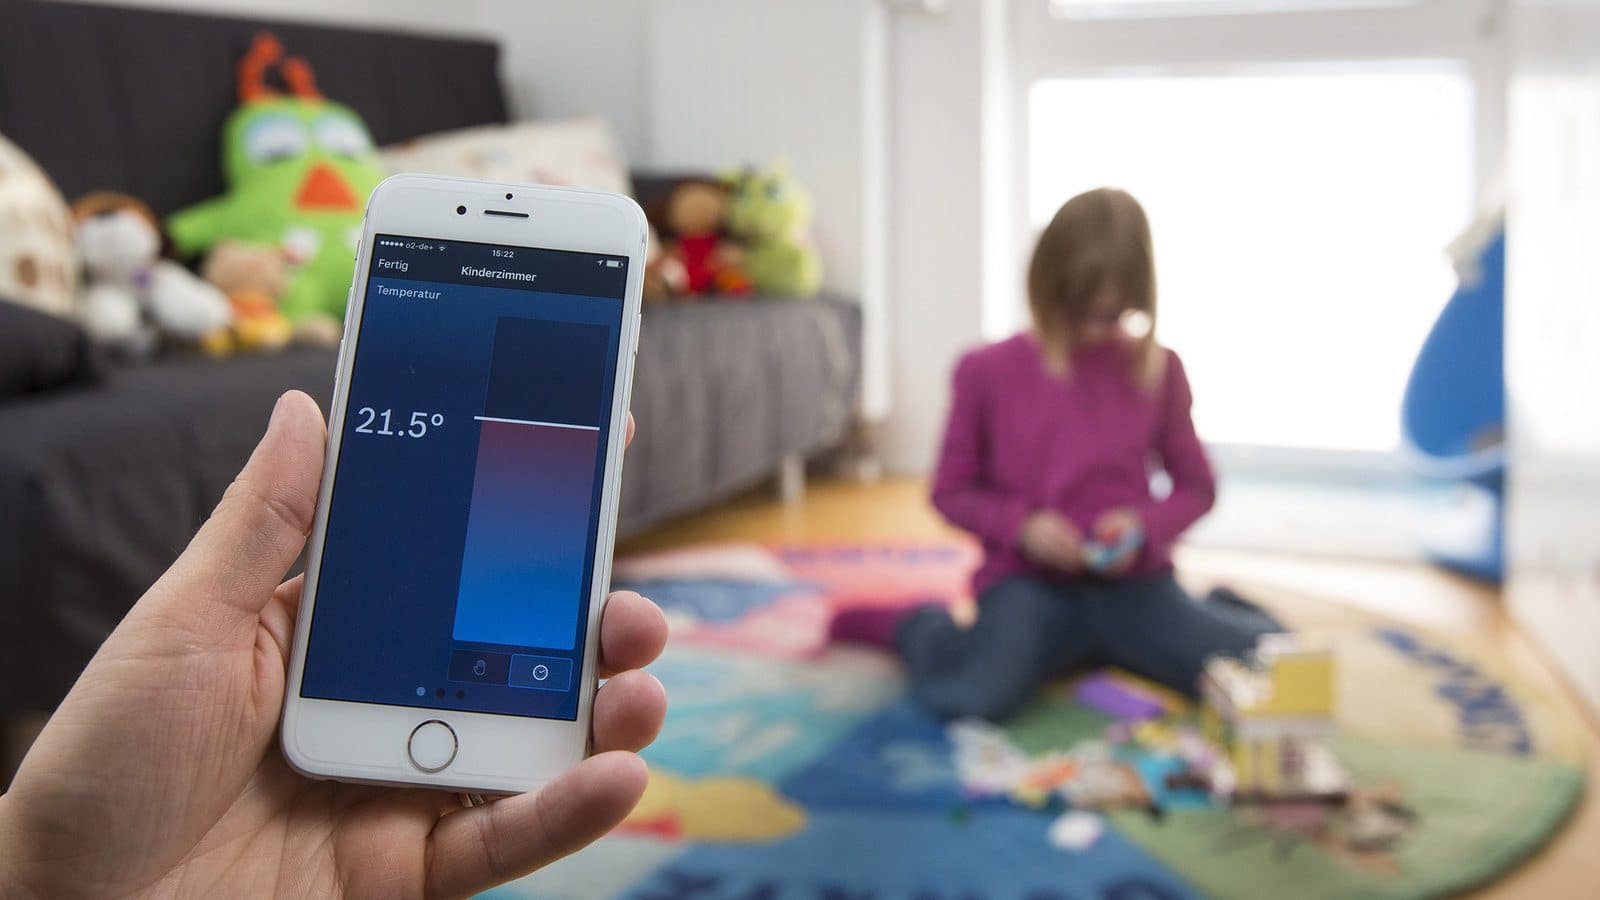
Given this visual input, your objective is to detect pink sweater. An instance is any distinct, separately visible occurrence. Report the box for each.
[932,333,1215,595]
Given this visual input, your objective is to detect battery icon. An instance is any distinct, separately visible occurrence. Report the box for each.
[604,260,622,268]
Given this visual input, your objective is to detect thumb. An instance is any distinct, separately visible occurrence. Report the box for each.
[424,752,649,898]
[150,390,327,632]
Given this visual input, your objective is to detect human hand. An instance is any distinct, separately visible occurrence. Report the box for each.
[1018,510,1087,573]
[0,392,668,899]
[1090,507,1144,576]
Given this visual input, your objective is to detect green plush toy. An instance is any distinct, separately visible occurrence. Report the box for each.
[725,161,822,298]
[168,33,383,329]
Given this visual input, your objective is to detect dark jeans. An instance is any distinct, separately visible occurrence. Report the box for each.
[896,573,1282,722]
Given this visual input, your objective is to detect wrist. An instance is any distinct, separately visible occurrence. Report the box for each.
[1005,504,1041,552]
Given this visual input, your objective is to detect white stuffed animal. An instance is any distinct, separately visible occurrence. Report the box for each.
[72,192,232,357]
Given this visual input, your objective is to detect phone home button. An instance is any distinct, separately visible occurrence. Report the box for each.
[407,720,458,773]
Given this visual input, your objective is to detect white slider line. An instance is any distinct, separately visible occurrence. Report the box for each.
[473,415,600,431]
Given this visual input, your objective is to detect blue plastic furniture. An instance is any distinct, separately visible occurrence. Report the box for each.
[1400,229,1506,581]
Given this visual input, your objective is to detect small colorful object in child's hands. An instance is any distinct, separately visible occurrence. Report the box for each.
[1084,523,1144,573]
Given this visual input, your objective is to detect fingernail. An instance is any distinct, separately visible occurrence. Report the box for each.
[267,391,294,436]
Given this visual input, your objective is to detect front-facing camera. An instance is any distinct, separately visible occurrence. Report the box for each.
[455,205,466,215]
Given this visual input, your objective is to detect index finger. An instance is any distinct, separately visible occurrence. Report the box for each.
[598,590,668,678]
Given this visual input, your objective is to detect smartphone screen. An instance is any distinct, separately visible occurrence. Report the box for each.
[300,234,628,721]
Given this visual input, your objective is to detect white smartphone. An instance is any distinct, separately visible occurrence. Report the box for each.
[280,175,646,794]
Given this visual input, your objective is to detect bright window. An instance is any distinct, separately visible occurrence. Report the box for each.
[1048,0,1422,19]
[1027,67,1474,452]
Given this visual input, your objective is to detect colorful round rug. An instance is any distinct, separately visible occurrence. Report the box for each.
[486,540,1586,900]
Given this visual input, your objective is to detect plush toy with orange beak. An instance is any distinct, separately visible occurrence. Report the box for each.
[167,32,382,331]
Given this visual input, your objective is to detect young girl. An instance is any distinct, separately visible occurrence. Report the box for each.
[835,188,1281,722]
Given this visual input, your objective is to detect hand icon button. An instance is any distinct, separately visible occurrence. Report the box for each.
[447,649,509,684]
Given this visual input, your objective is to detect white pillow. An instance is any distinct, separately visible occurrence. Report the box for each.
[379,116,630,197]
[0,134,77,319]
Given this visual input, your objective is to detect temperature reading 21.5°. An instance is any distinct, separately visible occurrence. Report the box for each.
[353,407,444,438]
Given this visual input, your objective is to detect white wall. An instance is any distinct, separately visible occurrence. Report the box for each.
[1505,0,1600,715]
[878,0,994,472]
[640,0,1011,471]
[480,1,654,164]
[645,0,891,419]
[57,0,489,33]
[647,0,876,294]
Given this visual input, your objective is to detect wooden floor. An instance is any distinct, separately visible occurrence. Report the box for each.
[622,476,1600,900]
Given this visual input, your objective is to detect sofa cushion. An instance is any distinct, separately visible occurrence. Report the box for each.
[380,116,631,196]
[0,346,336,712]
[0,296,103,399]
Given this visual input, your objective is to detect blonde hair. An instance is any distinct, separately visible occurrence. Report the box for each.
[1026,188,1162,387]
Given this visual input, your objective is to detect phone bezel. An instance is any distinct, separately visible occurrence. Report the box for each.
[280,174,647,794]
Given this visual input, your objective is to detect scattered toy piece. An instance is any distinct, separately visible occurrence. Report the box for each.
[1164,769,1211,793]
[1133,721,1180,755]
[1104,721,1135,744]
[1048,810,1105,852]
[1232,785,1417,873]
[1075,672,1167,721]
[1110,670,1191,715]
[1174,726,1217,770]
[1071,739,1114,765]
[1019,754,1080,792]
[1011,785,1052,809]
[1342,803,1410,852]
[1201,633,1349,803]
[1058,760,1150,811]
[948,718,1033,798]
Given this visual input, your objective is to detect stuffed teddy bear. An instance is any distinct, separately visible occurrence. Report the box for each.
[658,178,750,297]
[201,241,293,352]
[167,32,382,340]
[642,225,687,303]
[726,161,822,297]
[72,191,232,357]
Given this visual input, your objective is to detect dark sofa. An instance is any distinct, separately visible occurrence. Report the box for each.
[0,0,859,715]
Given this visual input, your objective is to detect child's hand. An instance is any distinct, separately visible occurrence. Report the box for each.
[1091,507,1143,575]
[1019,510,1087,572]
